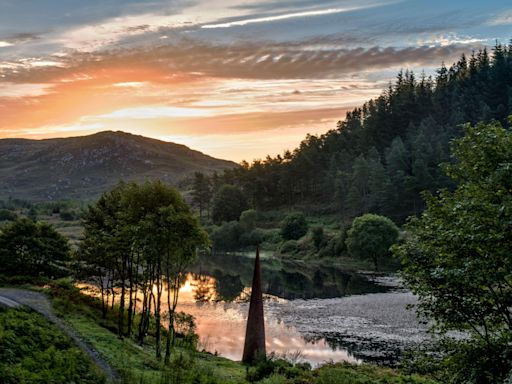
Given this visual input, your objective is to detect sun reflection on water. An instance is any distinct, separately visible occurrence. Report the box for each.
[78,273,358,366]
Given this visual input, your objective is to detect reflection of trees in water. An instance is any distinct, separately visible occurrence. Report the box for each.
[192,274,217,302]
[191,252,390,301]
[211,269,244,301]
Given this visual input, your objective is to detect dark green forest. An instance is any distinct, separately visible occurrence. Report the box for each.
[192,43,512,223]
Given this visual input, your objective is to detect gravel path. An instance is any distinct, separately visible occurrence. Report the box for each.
[0,288,119,383]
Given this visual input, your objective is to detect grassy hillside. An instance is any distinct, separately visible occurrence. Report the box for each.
[0,131,236,201]
[0,307,106,383]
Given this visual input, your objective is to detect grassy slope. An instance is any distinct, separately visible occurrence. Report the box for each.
[65,314,246,383]
[0,308,106,384]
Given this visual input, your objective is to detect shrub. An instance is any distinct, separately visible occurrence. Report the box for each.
[60,210,76,221]
[240,209,258,231]
[240,228,267,247]
[346,214,399,270]
[0,309,106,383]
[0,209,17,221]
[311,226,325,250]
[0,218,71,278]
[280,212,308,240]
[210,221,242,251]
[279,240,298,254]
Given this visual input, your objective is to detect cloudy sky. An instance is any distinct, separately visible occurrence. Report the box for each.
[1,0,511,161]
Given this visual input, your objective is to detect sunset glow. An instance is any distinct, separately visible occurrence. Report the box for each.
[1,0,509,161]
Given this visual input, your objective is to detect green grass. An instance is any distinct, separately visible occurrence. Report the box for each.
[64,313,246,383]
[0,308,106,384]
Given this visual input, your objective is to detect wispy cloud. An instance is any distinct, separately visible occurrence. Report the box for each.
[0,0,506,160]
[487,11,512,26]
[0,82,53,98]
[1,38,477,84]
[97,106,214,119]
[201,5,375,29]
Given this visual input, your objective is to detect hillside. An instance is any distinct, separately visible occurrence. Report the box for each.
[0,131,236,201]
[204,43,512,223]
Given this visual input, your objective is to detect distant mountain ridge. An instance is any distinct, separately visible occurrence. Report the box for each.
[0,131,236,201]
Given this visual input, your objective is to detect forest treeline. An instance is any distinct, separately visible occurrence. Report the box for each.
[192,43,512,223]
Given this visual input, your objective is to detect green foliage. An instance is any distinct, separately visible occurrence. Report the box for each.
[312,362,437,384]
[193,44,512,224]
[0,308,105,384]
[210,221,243,251]
[0,208,17,221]
[280,212,308,240]
[210,220,266,251]
[346,214,399,270]
[59,210,76,221]
[0,218,70,277]
[212,184,249,224]
[394,120,512,383]
[240,209,258,232]
[246,354,309,383]
[192,172,213,219]
[279,240,298,255]
[79,180,209,357]
[311,226,325,250]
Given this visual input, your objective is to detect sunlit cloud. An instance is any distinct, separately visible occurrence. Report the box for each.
[417,34,488,47]
[201,5,373,29]
[113,81,147,88]
[0,82,53,98]
[0,122,105,137]
[0,0,507,161]
[97,106,214,119]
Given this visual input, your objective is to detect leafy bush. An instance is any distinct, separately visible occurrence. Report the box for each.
[0,208,17,221]
[0,218,71,278]
[246,354,308,382]
[311,226,325,250]
[240,209,258,231]
[0,308,105,383]
[59,210,76,221]
[280,212,308,240]
[394,120,512,383]
[240,228,267,247]
[279,240,298,254]
[346,214,399,270]
[210,221,243,251]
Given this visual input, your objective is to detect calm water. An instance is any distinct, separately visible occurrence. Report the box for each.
[81,252,428,366]
[177,252,428,366]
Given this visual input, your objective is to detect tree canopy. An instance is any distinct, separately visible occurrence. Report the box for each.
[0,218,70,278]
[79,181,209,361]
[211,184,248,224]
[345,214,399,270]
[192,43,512,223]
[394,119,512,383]
[280,212,308,240]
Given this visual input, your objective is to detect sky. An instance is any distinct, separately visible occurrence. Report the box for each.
[0,1,511,161]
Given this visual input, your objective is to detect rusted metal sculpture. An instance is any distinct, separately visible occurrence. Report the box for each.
[242,246,266,363]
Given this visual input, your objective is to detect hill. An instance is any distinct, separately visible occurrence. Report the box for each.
[0,131,236,201]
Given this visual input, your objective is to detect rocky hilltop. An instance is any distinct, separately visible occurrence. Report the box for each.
[0,131,236,201]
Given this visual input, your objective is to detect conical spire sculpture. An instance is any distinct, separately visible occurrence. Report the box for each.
[242,246,266,363]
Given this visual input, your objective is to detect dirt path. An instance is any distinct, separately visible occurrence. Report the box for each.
[0,288,119,383]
